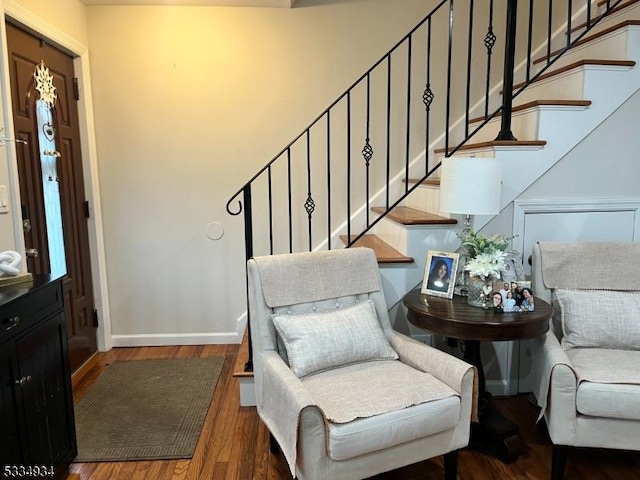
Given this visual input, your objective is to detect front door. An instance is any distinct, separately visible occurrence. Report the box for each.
[6,22,97,372]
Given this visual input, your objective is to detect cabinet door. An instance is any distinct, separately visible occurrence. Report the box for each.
[0,342,25,464]
[16,312,76,466]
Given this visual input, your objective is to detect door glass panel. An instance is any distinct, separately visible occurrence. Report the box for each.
[36,99,66,277]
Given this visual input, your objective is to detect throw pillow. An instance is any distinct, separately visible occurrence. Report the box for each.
[272,299,398,378]
[555,289,640,350]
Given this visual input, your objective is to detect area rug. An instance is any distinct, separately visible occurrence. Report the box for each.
[74,357,224,462]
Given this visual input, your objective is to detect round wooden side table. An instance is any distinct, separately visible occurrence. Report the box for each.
[403,288,552,463]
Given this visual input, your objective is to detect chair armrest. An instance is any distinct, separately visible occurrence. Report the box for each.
[390,332,477,421]
[527,331,578,422]
[390,332,473,392]
[254,350,319,478]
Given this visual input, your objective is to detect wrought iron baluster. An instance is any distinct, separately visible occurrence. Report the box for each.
[363,73,373,226]
[327,111,332,250]
[547,0,553,64]
[484,0,496,118]
[405,35,412,190]
[567,0,573,48]
[386,54,392,209]
[287,148,292,253]
[526,0,534,82]
[304,130,315,252]
[347,91,351,243]
[465,0,475,139]
[424,17,434,173]
[268,165,273,254]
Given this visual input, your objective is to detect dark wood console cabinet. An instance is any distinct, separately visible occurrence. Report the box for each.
[0,276,77,479]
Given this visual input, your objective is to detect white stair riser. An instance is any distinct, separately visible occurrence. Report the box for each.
[469,104,591,144]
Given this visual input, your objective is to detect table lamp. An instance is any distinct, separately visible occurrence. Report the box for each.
[439,156,502,294]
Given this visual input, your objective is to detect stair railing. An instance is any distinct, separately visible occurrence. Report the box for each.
[228,0,624,371]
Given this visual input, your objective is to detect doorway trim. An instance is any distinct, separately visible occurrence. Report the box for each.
[1,0,112,351]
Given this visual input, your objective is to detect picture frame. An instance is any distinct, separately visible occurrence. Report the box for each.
[492,280,534,312]
[421,250,459,299]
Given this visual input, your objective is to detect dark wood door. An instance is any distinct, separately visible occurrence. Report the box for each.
[6,22,97,372]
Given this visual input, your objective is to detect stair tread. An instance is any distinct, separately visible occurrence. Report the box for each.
[403,178,440,186]
[434,139,547,155]
[339,234,414,263]
[372,206,456,226]
[538,19,640,65]
[469,99,592,124]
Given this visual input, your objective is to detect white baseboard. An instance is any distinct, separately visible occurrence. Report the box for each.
[111,331,243,347]
[112,313,248,347]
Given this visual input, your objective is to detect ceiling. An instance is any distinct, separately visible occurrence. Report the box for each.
[80,0,297,6]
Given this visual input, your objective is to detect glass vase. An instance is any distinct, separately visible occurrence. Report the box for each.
[467,275,494,308]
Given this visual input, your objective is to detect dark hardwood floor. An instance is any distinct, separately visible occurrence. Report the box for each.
[69,344,640,480]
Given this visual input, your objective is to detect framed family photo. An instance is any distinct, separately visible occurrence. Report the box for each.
[421,250,459,299]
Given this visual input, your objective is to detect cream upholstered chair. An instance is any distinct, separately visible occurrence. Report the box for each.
[528,242,640,480]
[247,247,476,480]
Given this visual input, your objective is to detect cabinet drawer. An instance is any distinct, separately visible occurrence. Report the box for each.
[0,280,63,343]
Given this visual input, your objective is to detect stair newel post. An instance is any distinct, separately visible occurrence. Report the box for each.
[496,0,518,141]
[243,185,254,372]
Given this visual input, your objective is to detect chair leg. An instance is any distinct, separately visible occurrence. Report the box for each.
[551,445,568,480]
[269,432,280,455]
[443,450,458,480]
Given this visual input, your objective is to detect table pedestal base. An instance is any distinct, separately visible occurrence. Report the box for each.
[469,393,525,463]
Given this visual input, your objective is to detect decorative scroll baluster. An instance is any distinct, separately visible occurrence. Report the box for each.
[362,74,373,226]
[304,130,315,252]
[484,0,496,118]
[424,17,433,173]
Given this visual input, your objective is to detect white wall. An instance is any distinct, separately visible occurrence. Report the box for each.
[521,89,640,200]
[84,1,440,343]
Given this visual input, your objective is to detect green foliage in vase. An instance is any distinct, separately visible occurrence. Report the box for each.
[460,230,516,280]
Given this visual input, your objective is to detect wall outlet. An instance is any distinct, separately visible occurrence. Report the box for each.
[412,334,433,346]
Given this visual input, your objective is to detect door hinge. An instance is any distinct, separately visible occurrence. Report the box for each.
[83,200,90,218]
[92,309,99,328]
[73,77,80,101]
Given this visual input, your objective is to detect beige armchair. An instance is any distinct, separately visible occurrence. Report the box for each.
[247,247,476,480]
[528,241,640,480]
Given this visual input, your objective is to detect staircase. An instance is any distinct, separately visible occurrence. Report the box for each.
[231,0,640,404]
[365,0,640,309]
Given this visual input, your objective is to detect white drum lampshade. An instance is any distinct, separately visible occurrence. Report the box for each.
[439,157,502,216]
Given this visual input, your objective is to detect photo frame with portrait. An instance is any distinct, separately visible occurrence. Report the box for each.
[421,250,459,299]
[492,280,534,312]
